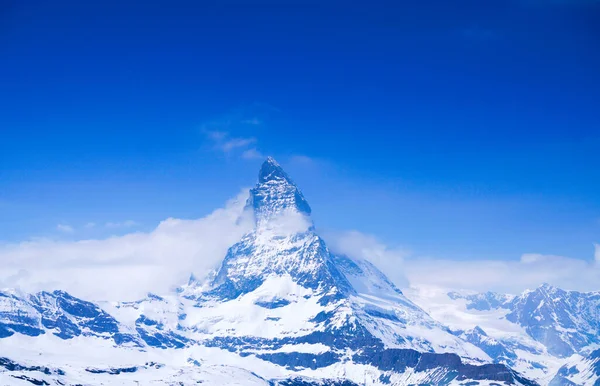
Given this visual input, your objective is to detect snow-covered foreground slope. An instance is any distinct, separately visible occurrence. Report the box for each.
[1,158,539,385]
[0,331,536,386]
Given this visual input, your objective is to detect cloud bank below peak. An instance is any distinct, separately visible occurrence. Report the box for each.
[402,249,600,294]
[2,189,598,300]
[0,190,253,301]
[325,231,600,294]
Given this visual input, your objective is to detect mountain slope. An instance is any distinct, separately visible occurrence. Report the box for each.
[0,289,137,344]
[549,349,600,386]
[505,284,600,358]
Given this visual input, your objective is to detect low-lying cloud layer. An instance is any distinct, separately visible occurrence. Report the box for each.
[0,190,253,301]
[1,193,598,300]
[403,252,600,294]
[327,231,600,294]
[324,230,410,289]
[325,231,600,294]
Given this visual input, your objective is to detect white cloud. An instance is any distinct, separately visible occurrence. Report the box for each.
[203,129,261,159]
[0,190,253,302]
[56,224,74,233]
[9,199,600,302]
[84,222,96,229]
[241,148,264,160]
[205,130,228,141]
[403,252,600,294]
[324,230,410,289]
[260,211,312,236]
[326,230,600,294]
[221,137,256,153]
[105,220,140,229]
[200,106,271,160]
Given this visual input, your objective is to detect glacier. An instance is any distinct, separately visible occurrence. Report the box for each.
[0,157,594,385]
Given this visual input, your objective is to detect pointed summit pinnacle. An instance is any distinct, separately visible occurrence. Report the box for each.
[258,156,292,184]
[247,157,311,224]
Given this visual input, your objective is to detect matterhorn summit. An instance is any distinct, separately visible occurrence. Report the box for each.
[0,158,539,385]
[204,157,351,302]
[250,156,312,222]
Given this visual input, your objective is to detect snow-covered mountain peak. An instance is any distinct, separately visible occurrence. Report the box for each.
[248,157,312,227]
[534,282,559,295]
[258,156,289,183]
[0,158,544,385]
[198,158,351,301]
[195,159,501,366]
[539,282,554,290]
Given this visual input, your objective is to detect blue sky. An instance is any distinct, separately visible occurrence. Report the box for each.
[1,0,599,263]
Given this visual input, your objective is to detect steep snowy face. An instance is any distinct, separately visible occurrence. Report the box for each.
[505,284,600,357]
[208,231,354,301]
[550,349,600,385]
[0,289,136,344]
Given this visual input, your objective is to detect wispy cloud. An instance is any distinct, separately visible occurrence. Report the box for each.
[56,224,74,233]
[201,104,277,160]
[84,222,96,229]
[204,130,260,158]
[205,130,228,141]
[105,220,139,229]
[241,148,264,160]
[289,155,316,165]
[220,137,257,153]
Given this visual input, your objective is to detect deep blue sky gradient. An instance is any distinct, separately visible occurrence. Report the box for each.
[1,0,599,261]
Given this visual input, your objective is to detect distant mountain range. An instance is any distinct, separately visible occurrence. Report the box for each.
[1,158,597,385]
[448,284,600,358]
[408,283,600,385]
